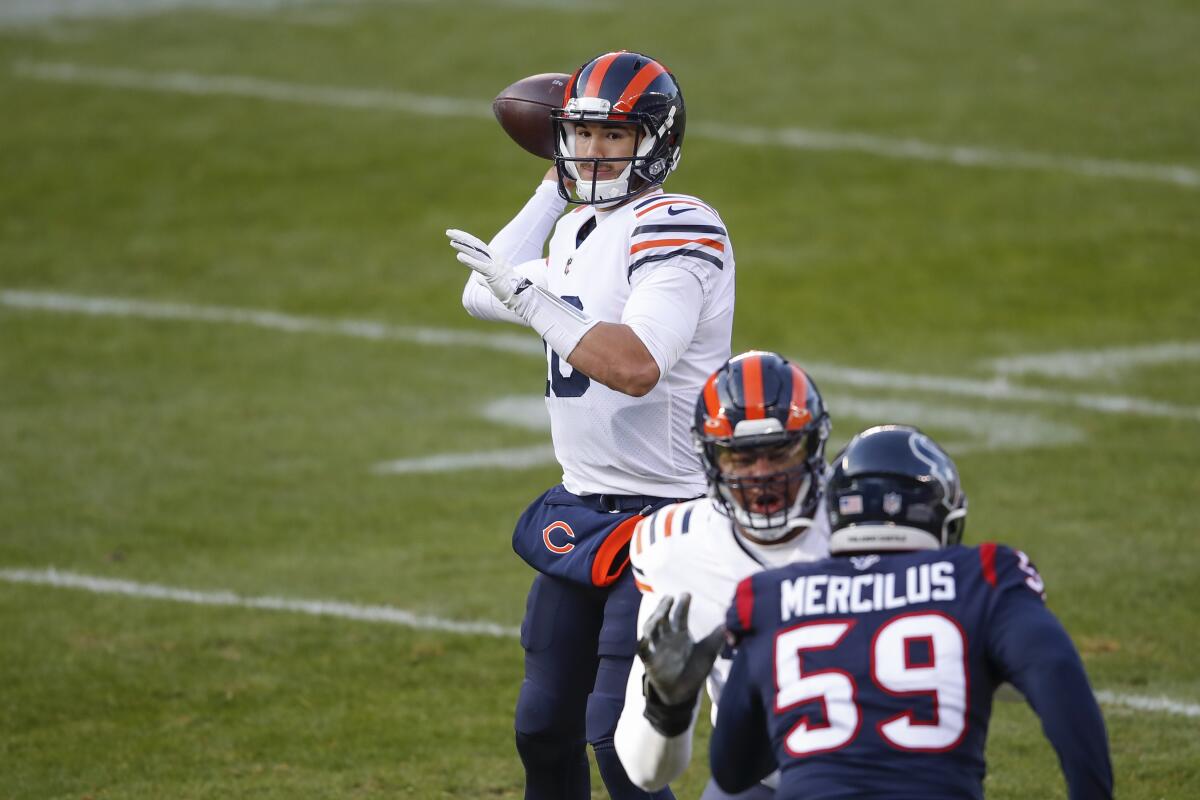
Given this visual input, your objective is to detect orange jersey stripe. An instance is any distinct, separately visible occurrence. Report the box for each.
[614,61,667,113]
[583,52,621,99]
[742,354,765,419]
[629,237,725,255]
[662,508,678,539]
[634,578,655,593]
[635,199,715,218]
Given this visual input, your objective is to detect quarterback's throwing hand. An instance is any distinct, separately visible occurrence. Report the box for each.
[446,228,522,306]
[639,593,726,708]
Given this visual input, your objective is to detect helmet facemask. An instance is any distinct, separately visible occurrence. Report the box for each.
[552,97,679,206]
[702,423,828,544]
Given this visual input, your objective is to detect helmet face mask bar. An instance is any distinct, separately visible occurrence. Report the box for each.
[552,52,685,206]
[693,352,831,545]
[707,426,829,543]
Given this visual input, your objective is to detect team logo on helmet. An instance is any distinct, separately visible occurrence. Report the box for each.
[882,492,903,516]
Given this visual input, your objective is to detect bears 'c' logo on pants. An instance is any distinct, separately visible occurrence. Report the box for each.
[542,521,575,554]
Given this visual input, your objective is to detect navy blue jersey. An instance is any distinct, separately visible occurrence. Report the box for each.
[710,544,1112,800]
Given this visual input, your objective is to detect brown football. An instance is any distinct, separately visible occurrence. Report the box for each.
[492,72,571,160]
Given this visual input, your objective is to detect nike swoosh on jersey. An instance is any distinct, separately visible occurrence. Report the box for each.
[666,206,694,216]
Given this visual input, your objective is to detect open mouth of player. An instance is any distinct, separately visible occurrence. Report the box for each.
[745,489,786,516]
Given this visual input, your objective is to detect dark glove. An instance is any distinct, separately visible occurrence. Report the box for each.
[637,593,726,737]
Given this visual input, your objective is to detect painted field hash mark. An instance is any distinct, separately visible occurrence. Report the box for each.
[0,289,544,356]
[6,290,1198,424]
[0,567,520,638]
[12,60,1200,189]
[2,567,1195,719]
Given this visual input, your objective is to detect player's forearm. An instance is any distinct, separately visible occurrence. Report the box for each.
[1018,653,1114,799]
[461,276,528,325]
[488,180,565,265]
[614,656,697,790]
[565,322,660,397]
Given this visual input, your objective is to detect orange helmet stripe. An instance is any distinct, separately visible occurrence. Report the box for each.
[614,60,667,113]
[742,354,765,420]
[786,364,814,429]
[563,69,579,105]
[583,52,621,99]
[702,372,733,437]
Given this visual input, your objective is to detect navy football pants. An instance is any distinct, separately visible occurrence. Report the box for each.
[515,569,675,800]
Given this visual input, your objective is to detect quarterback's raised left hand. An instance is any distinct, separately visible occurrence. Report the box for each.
[446,228,523,306]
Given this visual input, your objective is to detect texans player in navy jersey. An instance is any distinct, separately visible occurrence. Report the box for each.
[641,425,1113,799]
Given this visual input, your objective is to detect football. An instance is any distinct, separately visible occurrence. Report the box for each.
[492,72,571,160]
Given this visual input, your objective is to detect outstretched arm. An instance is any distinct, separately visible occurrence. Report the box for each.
[991,593,1114,799]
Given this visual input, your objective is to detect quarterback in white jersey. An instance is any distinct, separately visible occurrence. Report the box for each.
[446,51,736,800]
[615,353,834,799]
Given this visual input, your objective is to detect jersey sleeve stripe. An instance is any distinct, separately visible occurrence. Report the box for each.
[980,542,998,586]
[634,519,646,555]
[629,247,725,277]
[630,237,725,255]
[632,224,727,236]
[633,193,682,210]
[680,506,693,535]
[634,577,654,593]
[635,198,717,218]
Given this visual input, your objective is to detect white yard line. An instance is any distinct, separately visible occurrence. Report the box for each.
[12,60,493,119]
[0,0,602,27]
[1094,690,1200,719]
[0,289,544,357]
[804,360,1200,422]
[988,341,1200,379]
[372,444,557,474]
[0,567,520,638]
[6,289,1198,422]
[2,566,1195,718]
[11,60,1199,190]
[826,394,1084,452]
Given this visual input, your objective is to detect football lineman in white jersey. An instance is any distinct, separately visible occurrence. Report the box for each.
[445,51,735,800]
[614,351,832,799]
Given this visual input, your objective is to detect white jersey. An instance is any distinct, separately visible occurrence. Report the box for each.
[614,497,831,791]
[543,192,734,497]
[464,182,735,499]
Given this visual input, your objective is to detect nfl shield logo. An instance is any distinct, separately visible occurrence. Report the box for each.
[883,492,903,516]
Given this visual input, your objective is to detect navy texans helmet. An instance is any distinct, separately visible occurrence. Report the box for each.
[826,425,967,555]
[693,351,831,543]
[552,50,685,206]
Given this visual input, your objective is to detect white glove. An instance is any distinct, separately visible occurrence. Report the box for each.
[446,229,526,307]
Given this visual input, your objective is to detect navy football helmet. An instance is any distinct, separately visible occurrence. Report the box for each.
[552,50,685,206]
[826,425,967,555]
[694,352,830,543]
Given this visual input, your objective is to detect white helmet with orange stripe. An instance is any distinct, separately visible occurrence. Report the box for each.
[552,51,685,206]
[693,351,832,545]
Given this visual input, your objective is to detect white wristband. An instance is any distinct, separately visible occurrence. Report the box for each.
[510,282,599,358]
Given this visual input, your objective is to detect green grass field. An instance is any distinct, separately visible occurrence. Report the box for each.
[2,1,1198,797]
